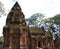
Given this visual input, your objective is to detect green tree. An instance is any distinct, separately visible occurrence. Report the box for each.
[0,36,4,45]
[47,14,60,24]
[0,1,5,17]
[26,13,45,27]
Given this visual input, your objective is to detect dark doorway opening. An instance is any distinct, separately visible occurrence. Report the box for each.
[38,41,41,47]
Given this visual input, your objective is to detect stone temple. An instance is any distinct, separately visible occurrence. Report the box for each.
[2,2,54,49]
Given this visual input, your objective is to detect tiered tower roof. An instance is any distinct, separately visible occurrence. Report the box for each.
[6,2,25,25]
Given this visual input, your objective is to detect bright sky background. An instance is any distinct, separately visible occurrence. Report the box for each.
[0,0,60,36]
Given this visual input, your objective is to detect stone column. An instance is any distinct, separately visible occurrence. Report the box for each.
[9,34,12,49]
[36,36,38,48]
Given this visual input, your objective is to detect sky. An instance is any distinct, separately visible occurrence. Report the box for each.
[0,0,60,36]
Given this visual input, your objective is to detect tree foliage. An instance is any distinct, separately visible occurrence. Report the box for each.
[0,1,5,17]
[26,13,45,27]
[0,36,4,45]
[48,14,60,24]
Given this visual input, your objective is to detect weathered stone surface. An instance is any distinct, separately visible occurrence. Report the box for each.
[3,2,30,49]
[2,1,54,49]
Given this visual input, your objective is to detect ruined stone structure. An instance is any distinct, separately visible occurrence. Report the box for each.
[29,27,54,49]
[3,2,54,49]
[3,2,30,49]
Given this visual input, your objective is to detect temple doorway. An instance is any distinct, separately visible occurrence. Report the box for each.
[38,41,41,47]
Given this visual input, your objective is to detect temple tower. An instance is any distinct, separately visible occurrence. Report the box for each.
[3,2,30,49]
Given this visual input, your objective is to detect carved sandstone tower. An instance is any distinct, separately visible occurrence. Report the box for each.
[3,2,30,49]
